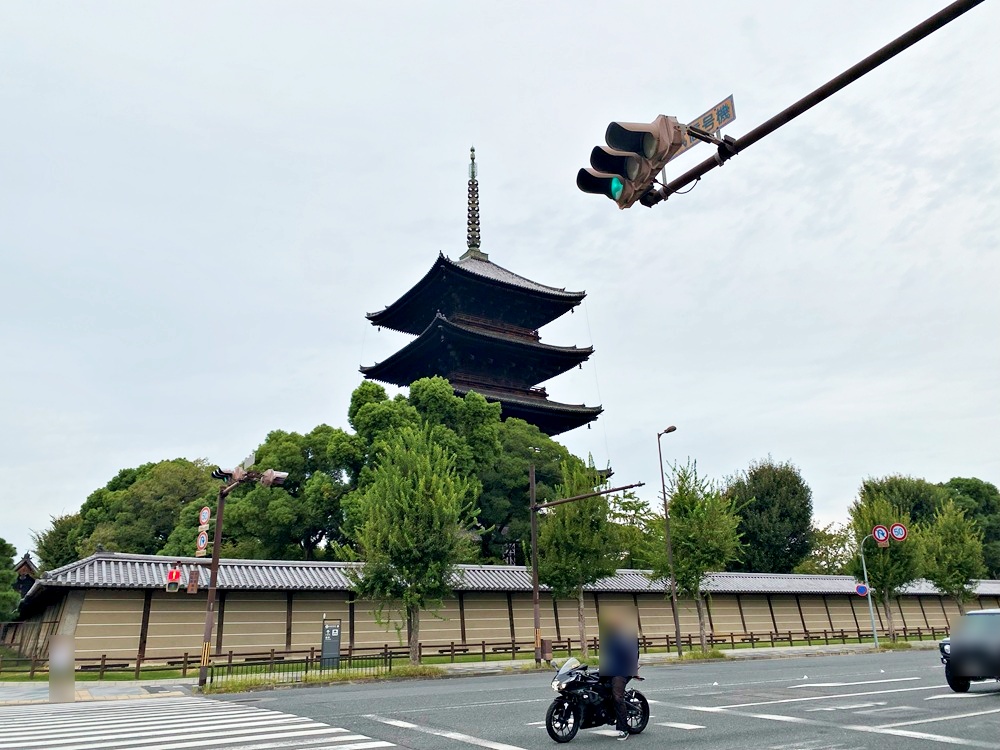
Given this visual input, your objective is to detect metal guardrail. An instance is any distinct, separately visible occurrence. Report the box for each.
[207,652,390,686]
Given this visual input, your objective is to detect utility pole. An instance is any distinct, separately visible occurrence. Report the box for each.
[657,426,684,656]
[529,477,645,665]
[197,459,287,688]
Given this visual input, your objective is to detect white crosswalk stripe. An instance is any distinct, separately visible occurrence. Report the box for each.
[0,696,393,750]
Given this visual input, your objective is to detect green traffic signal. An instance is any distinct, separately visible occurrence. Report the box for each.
[610,177,624,200]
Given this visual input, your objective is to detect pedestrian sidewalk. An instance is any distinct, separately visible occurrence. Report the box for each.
[0,678,197,706]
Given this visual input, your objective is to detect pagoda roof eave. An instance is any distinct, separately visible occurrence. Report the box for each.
[360,313,593,388]
[453,384,602,436]
[366,253,585,334]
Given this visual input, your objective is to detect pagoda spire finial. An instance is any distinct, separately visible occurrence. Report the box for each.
[462,146,487,260]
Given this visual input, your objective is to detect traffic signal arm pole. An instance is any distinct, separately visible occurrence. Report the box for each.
[197,480,237,687]
[535,482,645,510]
[643,0,986,207]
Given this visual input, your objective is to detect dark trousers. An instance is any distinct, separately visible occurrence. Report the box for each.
[611,676,629,731]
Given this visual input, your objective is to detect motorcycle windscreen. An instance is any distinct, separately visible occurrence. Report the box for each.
[555,657,582,676]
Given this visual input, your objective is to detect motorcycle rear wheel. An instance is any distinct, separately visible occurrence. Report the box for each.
[626,690,650,734]
[546,699,582,743]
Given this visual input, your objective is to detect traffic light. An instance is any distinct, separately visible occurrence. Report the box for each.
[577,115,684,209]
[260,469,289,487]
[166,565,182,593]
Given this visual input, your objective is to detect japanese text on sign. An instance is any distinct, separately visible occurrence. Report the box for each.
[668,95,737,163]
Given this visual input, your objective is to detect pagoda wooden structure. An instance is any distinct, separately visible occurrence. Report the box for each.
[362,148,601,436]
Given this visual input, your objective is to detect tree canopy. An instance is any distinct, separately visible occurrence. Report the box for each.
[349,424,478,663]
[941,477,1000,578]
[0,539,20,618]
[724,458,812,574]
[921,499,985,613]
[536,461,618,659]
[651,460,743,651]
[847,481,923,640]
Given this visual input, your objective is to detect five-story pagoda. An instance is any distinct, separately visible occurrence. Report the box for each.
[361,148,601,436]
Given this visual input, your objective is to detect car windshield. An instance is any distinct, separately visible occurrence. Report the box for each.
[956,613,1000,637]
[556,657,582,676]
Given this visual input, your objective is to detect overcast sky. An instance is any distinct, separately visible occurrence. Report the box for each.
[2,1,998,560]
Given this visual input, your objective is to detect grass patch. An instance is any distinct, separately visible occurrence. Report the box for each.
[878,641,913,651]
[679,648,726,661]
[201,664,445,694]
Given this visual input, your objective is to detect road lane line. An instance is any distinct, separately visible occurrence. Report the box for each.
[681,704,1000,748]
[713,684,943,708]
[926,693,994,701]
[656,721,706,729]
[805,702,887,712]
[877,707,1000,729]
[366,715,528,750]
[790,678,920,688]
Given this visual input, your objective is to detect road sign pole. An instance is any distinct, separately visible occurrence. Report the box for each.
[198,484,229,687]
[859,535,879,650]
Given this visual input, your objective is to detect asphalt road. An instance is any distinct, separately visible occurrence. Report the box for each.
[215,649,1000,750]
[5,649,1000,750]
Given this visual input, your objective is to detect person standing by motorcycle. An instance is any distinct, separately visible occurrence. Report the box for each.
[599,607,640,741]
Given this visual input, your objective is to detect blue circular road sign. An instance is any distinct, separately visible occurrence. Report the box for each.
[855,583,868,597]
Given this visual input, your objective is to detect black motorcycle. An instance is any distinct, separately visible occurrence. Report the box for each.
[545,657,650,743]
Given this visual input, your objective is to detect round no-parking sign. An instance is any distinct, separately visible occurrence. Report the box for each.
[855,583,868,597]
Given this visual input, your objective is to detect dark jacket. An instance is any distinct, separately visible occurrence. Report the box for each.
[600,629,639,677]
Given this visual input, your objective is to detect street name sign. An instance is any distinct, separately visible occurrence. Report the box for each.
[668,95,737,163]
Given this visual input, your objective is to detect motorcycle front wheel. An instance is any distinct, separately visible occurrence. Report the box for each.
[546,699,582,743]
[626,690,650,734]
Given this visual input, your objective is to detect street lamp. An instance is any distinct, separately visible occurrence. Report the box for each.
[858,534,880,650]
[657,426,684,657]
[529,469,644,665]
[197,458,288,688]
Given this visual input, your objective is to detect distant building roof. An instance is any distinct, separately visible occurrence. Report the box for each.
[15,554,38,577]
[23,552,1000,604]
[366,253,585,335]
[361,312,593,391]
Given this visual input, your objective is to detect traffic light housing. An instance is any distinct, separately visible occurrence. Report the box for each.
[166,565,182,593]
[577,115,684,209]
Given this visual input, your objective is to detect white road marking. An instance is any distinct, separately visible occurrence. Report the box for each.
[853,706,923,714]
[682,702,1000,748]
[925,693,994,701]
[0,697,393,750]
[656,721,706,729]
[805,702,887,712]
[790,678,920,689]
[366,715,528,750]
[877,707,1000,729]
[713,684,943,709]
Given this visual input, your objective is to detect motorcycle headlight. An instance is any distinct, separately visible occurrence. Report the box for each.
[551,678,566,692]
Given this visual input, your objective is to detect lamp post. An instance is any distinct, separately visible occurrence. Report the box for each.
[197,460,288,688]
[529,474,645,665]
[657,426,684,657]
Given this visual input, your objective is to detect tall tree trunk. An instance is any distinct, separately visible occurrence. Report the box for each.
[695,591,708,653]
[577,587,588,659]
[956,597,966,616]
[882,590,895,642]
[407,605,420,665]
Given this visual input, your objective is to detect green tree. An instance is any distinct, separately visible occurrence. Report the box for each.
[793,523,853,575]
[922,500,985,614]
[31,514,84,571]
[724,458,812,573]
[607,491,659,570]
[537,462,619,659]
[861,475,950,526]
[350,425,479,664]
[652,460,743,651]
[74,459,216,557]
[941,477,1000,578]
[0,539,20,618]
[847,483,923,640]
[477,418,585,563]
